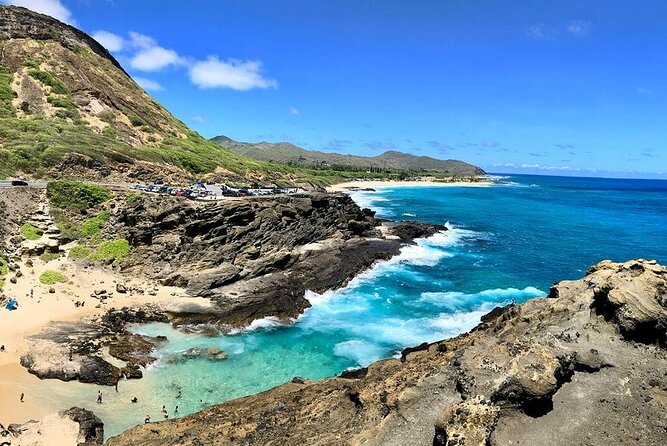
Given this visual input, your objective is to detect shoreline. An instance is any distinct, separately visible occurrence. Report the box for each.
[326,179,493,192]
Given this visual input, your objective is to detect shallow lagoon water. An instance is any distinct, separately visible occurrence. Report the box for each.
[42,174,667,438]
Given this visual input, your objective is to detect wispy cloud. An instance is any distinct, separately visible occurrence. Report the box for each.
[191,115,207,123]
[528,20,592,40]
[289,107,300,116]
[641,148,658,158]
[92,30,124,52]
[364,140,398,151]
[567,20,591,37]
[325,139,352,151]
[4,0,75,24]
[556,143,576,149]
[133,76,163,91]
[189,57,277,90]
[427,140,455,153]
[528,152,546,157]
[128,32,184,71]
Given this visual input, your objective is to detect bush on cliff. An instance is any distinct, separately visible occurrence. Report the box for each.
[20,222,43,240]
[47,180,111,209]
[90,239,130,265]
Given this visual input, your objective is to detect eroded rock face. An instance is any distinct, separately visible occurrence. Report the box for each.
[106,260,667,446]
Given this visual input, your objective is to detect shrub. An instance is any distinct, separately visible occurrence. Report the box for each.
[90,239,130,265]
[28,68,69,94]
[46,95,76,109]
[80,211,111,239]
[126,112,145,127]
[68,244,92,259]
[20,223,43,240]
[0,65,16,118]
[40,252,60,262]
[0,256,8,288]
[125,193,139,204]
[47,180,111,209]
[39,270,66,285]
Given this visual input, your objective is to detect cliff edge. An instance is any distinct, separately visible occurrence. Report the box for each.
[106,259,667,446]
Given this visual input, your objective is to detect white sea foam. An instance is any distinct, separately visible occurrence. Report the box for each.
[227,316,287,334]
[333,339,386,366]
[419,286,545,307]
[402,212,416,217]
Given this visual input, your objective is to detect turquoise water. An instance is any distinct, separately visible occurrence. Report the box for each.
[44,174,667,438]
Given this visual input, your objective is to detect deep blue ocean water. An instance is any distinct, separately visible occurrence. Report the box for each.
[44,174,667,437]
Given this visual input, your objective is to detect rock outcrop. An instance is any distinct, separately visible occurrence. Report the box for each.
[106,259,667,446]
[0,407,103,446]
[113,192,443,327]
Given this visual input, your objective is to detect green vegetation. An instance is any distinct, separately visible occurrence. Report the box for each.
[0,66,16,118]
[39,270,67,285]
[80,211,110,240]
[68,244,92,259]
[47,180,110,209]
[20,223,43,240]
[40,252,61,262]
[90,239,130,265]
[28,68,69,94]
[125,193,140,204]
[126,111,145,127]
[0,256,8,288]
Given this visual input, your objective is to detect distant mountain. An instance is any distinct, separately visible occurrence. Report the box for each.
[211,135,486,176]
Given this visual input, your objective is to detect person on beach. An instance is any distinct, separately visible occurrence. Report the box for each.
[20,392,24,402]
[115,382,118,393]
[0,344,5,352]
[131,397,138,403]
[97,391,103,404]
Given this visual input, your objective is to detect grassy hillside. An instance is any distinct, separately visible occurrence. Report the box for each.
[0,7,364,186]
[211,135,486,176]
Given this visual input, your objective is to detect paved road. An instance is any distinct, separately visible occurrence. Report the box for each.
[0,180,48,188]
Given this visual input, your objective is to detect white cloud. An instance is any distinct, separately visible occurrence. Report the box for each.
[4,0,75,24]
[92,30,124,52]
[189,56,277,90]
[133,77,163,92]
[289,107,300,116]
[191,115,207,123]
[128,32,184,71]
[527,23,550,40]
[567,20,591,37]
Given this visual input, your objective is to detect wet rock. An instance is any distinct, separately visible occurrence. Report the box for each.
[115,283,127,294]
[60,407,104,445]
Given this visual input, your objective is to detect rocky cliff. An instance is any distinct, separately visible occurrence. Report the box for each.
[106,259,667,446]
[18,192,444,386]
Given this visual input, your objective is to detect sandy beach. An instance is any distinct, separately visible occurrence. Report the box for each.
[326,179,493,192]
[0,253,198,427]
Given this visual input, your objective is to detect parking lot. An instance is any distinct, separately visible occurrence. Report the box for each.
[130,181,301,200]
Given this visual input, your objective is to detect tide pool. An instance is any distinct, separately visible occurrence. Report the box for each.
[43,174,667,438]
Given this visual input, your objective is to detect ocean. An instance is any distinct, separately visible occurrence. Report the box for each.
[42,174,667,438]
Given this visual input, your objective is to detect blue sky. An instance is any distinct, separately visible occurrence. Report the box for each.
[4,0,667,178]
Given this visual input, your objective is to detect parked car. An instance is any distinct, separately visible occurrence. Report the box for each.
[11,180,28,186]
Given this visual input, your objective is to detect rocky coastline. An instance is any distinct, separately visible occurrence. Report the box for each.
[13,191,445,386]
[104,259,667,446]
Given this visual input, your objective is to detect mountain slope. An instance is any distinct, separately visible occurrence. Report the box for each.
[0,6,308,183]
[212,135,486,176]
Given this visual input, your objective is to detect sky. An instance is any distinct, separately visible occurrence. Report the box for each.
[3,0,667,178]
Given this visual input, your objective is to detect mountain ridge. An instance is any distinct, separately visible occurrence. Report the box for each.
[212,134,486,176]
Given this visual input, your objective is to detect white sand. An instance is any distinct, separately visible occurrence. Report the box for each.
[326,179,492,192]
[0,254,196,426]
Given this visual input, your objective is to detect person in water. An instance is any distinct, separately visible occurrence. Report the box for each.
[176,390,182,398]
[97,391,103,404]
[175,405,179,414]
[131,397,138,403]
[144,415,150,424]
